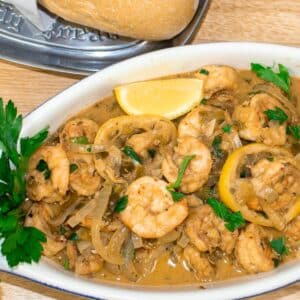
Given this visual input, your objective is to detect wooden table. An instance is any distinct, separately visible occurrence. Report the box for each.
[1,0,300,299]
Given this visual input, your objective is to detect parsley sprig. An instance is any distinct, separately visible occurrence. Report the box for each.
[167,155,195,201]
[0,99,48,267]
[287,125,300,140]
[251,63,291,96]
[207,198,245,232]
[122,145,142,164]
[264,107,288,125]
[270,236,289,267]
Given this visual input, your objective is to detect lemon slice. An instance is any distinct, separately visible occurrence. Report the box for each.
[114,78,203,120]
[219,143,300,227]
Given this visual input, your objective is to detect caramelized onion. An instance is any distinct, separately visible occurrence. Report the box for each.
[177,232,190,248]
[69,143,106,154]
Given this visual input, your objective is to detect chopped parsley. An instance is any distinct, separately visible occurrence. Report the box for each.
[167,155,195,202]
[70,163,78,173]
[147,148,156,158]
[264,107,288,125]
[207,198,245,232]
[114,196,128,213]
[200,98,208,105]
[270,237,289,256]
[63,259,70,270]
[70,136,89,144]
[122,146,142,164]
[222,124,232,133]
[212,135,223,158]
[251,63,291,96]
[287,125,300,140]
[36,159,51,180]
[0,99,48,267]
[68,232,78,241]
[199,68,209,75]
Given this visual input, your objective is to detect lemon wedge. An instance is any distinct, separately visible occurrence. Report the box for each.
[114,78,203,120]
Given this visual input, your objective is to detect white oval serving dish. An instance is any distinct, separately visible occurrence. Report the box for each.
[1,42,300,300]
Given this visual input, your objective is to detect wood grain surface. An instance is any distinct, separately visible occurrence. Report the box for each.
[1,0,300,299]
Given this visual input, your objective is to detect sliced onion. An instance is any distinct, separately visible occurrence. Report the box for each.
[121,261,139,282]
[131,233,143,249]
[177,232,190,248]
[157,230,180,245]
[69,143,107,154]
[205,119,216,138]
[232,133,243,149]
[77,241,92,254]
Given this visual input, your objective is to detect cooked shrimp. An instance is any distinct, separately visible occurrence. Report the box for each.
[25,203,66,257]
[68,152,102,196]
[185,205,238,254]
[183,245,215,280]
[27,145,69,203]
[285,216,300,246]
[235,224,274,273]
[75,253,103,275]
[120,176,188,238]
[195,65,240,97]
[60,118,98,151]
[233,93,290,146]
[162,136,212,193]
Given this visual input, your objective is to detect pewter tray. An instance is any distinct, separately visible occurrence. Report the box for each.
[0,0,209,74]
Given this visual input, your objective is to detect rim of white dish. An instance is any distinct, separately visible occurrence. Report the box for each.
[1,42,300,300]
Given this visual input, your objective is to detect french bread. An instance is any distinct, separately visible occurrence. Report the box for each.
[39,0,198,40]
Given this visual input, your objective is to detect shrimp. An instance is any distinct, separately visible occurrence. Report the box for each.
[233,93,290,146]
[25,203,66,257]
[183,245,215,281]
[75,253,103,275]
[195,65,240,98]
[285,216,300,246]
[185,205,238,254]
[162,136,212,193]
[178,105,242,152]
[235,224,274,273]
[119,176,188,238]
[60,118,99,151]
[27,145,69,203]
[68,152,102,196]
[94,115,176,182]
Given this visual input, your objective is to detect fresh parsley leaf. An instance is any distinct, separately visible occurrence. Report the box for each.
[166,155,195,202]
[222,124,232,133]
[212,135,223,158]
[70,136,89,144]
[114,196,128,213]
[200,98,208,105]
[287,125,300,140]
[270,237,289,256]
[59,225,66,235]
[70,163,78,173]
[251,63,291,96]
[264,107,288,125]
[273,258,280,268]
[207,198,245,232]
[147,149,156,158]
[69,232,78,241]
[122,146,142,164]
[199,68,209,75]
[0,100,48,268]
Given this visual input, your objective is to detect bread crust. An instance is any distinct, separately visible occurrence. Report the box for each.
[39,0,198,40]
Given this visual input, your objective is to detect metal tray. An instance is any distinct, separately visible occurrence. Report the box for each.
[0,0,209,74]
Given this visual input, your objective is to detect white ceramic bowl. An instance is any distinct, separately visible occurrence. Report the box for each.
[1,42,300,300]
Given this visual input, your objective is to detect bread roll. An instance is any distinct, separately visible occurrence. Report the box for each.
[39,0,198,40]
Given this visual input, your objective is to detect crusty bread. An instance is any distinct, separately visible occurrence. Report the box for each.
[39,0,198,40]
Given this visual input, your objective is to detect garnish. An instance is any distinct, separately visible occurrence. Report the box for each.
[270,237,289,256]
[200,98,207,105]
[167,155,195,201]
[68,232,78,241]
[63,259,70,270]
[207,198,245,232]
[70,163,78,173]
[147,148,156,158]
[122,146,142,164]
[36,159,51,180]
[287,125,300,140]
[114,196,128,213]
[222,124,232,133]
[250,63,291,96]
[264,107,288,125]
[70,136,89,144]
[212,135,223,158]
[199,68,209,75]
[0,99,48,267]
